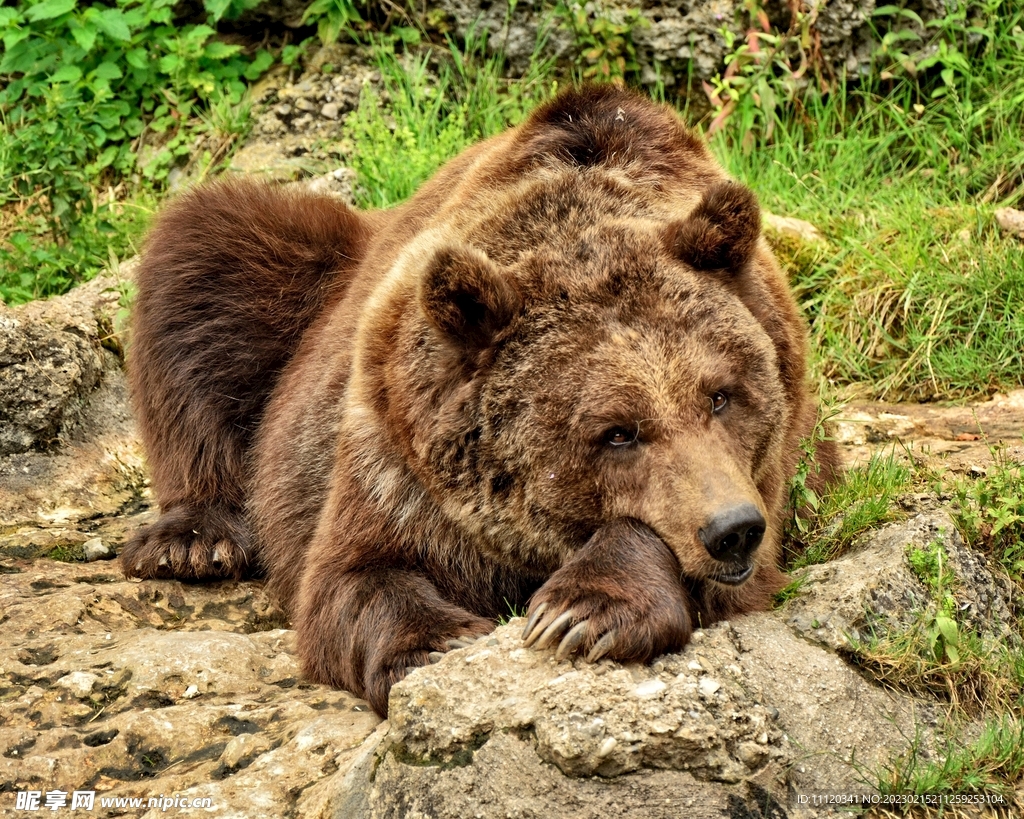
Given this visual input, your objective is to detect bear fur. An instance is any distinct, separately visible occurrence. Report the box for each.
[121,85,839,717]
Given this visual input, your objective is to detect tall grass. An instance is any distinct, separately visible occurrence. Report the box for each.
[712,5,1024,400]
[342,33,553,209]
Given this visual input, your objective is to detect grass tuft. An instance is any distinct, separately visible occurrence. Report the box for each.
[787,448,914,569]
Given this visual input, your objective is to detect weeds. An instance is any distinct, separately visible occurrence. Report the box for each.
[342,33,553,209]
[949,450,1024,583]
[878,716,1024,800]
[554,1,644,81]
[787,448,913,568]
[0,0,271,303]
[713,2,1024,401]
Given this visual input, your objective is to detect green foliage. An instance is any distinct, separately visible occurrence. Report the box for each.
[554,1,644,81]
[788,449,913,568]
[772,572,808,607]
[0,0,271,303]
[906,538,961,665]
[950,452,1024,582]
[342,34,553,209]
[846,522,1023,716]
[878,716,1024,799]
[703,1,818,144]
[302,0,365,46]
[716,5,1024,401]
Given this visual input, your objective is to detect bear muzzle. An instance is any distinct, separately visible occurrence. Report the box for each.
[698,502,766,585]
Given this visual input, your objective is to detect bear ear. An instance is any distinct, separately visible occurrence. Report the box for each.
[663,181,761,273]
[421,245,523,349]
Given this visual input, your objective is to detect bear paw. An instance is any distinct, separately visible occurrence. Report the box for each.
[120,504,254,580]
[522,519,692,664]
[363,622,493,715]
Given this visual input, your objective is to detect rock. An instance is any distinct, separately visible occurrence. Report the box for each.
[432,0,963,89]
[763,212,824,244]
[995,207,1024,239]
[0,268,147,531]
[784,511,1019,651]
[0,561,381,816]
[231,44,379,182]
[0,275,119,457]
[81,537,112,562]
[298,168,358,205]
[330,617,925,816]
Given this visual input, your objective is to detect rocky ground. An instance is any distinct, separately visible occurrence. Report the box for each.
[3,50,1023,818]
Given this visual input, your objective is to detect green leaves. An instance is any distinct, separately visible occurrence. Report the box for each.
[49,65,81,84]
[93,8,131,42]
[25,0,76,23]
[302,0,364,46]
[1,0,275,304]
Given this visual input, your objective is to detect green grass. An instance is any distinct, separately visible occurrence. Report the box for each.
[878,716,1024,802]
[711,4,1024,401]
[949,450,1024,583]
[341,33,554,209]
[787,448,914,568]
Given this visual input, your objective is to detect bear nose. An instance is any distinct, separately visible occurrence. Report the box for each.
[699,504,766,563]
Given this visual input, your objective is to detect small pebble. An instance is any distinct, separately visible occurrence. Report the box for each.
[321,102,340,120]
[182,684,199,699]
[632,679,667,699]
[83,537,112,562]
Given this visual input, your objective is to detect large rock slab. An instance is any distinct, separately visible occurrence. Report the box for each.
[785,511,1020,652]
[0,270,146,529]
[0,561,381,817]
[330,617,923,817]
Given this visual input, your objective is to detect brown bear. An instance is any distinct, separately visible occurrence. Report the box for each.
[121,85,839,717]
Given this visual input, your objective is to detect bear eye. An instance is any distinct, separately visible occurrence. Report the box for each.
[710,392,728,414]
[605,426,638,447]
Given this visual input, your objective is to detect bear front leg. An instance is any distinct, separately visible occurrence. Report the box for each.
[522,518,692,663]
[297,567,493,717]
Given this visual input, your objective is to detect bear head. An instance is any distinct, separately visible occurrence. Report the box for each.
[346,87,790,607]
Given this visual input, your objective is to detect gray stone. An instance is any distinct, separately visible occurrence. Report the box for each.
[0,268,146,530]
[431,0,974,89]
[0,561,381,816]
[996,207,1024,239]
[784,511,1019,651]
[0,276,116,456]
[331,617,925,815]
[82,536,112,562]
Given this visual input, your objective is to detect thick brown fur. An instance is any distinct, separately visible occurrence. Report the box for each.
[124,85,840,716]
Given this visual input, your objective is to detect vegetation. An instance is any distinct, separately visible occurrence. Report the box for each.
[0,0,271,302]
[949,451,1024,582]
[786,447,914,569]
[878,716,1024,803]
[712,2,1024,401]
[4,0,1023,401]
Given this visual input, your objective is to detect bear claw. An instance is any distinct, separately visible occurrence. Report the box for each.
[555,621,589,661]
[534,610,574,650]
[586,630,617,663]
[522,603,547,641]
